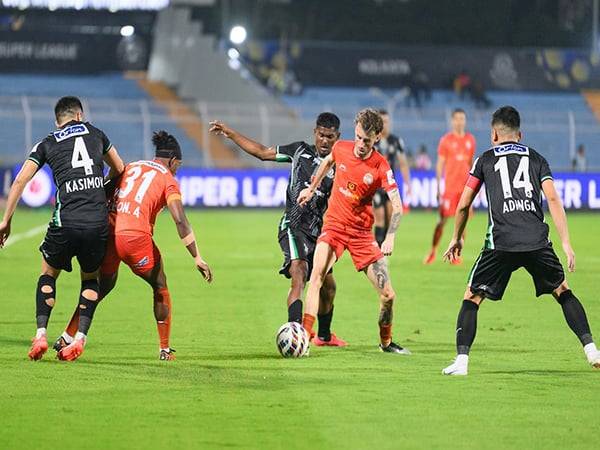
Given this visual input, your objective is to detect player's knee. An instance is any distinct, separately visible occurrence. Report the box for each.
[553,281,570,300]
[380,287,395,304]
[289,261,308,286]
[322,279,336,300]
[37,274,56,307]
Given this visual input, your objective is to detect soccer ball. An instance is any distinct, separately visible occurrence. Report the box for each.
[276,322,310,358]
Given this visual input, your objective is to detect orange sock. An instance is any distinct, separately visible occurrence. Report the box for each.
[302,313,316,339]
[65,309,80,337]
[379,324,392,347]
[154,288,172,350]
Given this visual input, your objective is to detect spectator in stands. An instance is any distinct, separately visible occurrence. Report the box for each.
[471,79,492,109]
[454,70,471,100]
[415,145,432,170]
[572,144,587,172]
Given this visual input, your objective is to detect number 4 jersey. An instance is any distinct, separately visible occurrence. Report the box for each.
[110,160,181,236]
[28,120,113,228]
[468,141,553,251]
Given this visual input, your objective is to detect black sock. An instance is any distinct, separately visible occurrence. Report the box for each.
[557,290,593,346]
[77,280,100,336]
[36,275,56,329]
[456,300,479,355]
[318,306,334,341]
[374,226,386,247]
[288,299,302,323]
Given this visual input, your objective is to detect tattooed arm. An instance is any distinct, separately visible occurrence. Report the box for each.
[380,188,403,256]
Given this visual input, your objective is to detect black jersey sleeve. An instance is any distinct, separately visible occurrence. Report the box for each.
[100,129,113,154]
[275,142,304,163]
[28,141,48,167]
[539,154,553,183]
[470,155,485,181]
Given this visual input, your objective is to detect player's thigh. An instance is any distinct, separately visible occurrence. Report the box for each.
[40,225,75,273]
[115,233,160,276]
[523,246,565,298]
[100,234,121,277]
[310,241,337,282]
[347,230,383,272]
[75,224,109,274]
[364,257,394,299]
[468,249,515,301]
[440,193,460,219]
[137,240,166,289]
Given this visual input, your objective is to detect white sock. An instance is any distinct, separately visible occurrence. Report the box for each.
[584,343,598,361]
[161,347,170,353]
[74,332,86,342]
[61,332,74,344]
[35,328,47,339]
[456,354,469,366]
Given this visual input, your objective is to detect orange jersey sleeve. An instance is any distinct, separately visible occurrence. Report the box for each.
[437,134,448,159]
[378,157,397,192]
[111,160,181,235]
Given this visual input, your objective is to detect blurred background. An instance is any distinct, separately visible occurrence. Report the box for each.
[2,0,600,209]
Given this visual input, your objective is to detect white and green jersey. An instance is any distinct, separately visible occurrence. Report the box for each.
[275,141,334,237]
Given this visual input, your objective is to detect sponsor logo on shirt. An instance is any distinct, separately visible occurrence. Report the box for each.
[339,163,347,172]
[53,124,89,142]
[493,143,529,156]
[347,181,357,191]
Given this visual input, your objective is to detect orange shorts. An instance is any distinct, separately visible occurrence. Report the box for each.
[440,192,461,218]
[318,224,383,271]
[100,233,161,276]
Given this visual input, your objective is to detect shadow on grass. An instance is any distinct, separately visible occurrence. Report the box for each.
[482,369,592,376]
[0,336,32,347]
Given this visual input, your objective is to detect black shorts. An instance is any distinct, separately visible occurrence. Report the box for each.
[39,224,109,273]
[468,244,565,300]
[373,188,389,208]
[278,227,331,280]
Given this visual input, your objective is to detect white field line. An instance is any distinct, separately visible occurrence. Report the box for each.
[4,224,47,248]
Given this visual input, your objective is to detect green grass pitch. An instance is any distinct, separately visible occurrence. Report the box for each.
[1,208,599,450]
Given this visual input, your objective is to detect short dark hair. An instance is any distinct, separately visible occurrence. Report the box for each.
[152,130,182,160]
[54,96,83,121]
[492,106,520,131]
[316,112,340,131]
[378,109,389,116]
[355,108,383,136]
[451,108,466,117]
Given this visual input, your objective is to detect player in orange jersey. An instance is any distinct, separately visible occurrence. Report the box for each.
[298,109,410,354]
[424,108,476,265]
[55,131,212,361]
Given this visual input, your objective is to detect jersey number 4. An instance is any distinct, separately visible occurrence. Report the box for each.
[494,156,533,199]
[71,137,94,175]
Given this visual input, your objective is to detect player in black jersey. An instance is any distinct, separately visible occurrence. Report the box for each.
[0,96,124,362]
[373,110,411,246]
[441,106,600,375]
[210,113,347,346]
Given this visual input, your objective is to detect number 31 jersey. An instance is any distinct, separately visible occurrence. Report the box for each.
[28,121,113,228]
[111,160,181,236]
[470,142,553,252]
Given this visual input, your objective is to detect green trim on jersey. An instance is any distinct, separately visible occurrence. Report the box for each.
[103,144,114,155]
[51,189,62,227]
[27,156,41,166]
[484,223,495,249]
[275,153,293,163]
[279,214,290,231]
[287,228,299,259]
[540,175,553,182]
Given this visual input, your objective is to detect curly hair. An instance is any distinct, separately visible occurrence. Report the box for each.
[355,108,383,136]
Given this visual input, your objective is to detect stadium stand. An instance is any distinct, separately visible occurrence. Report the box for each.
[0,73,207,167]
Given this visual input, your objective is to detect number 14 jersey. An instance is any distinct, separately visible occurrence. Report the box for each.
[111,160,181,236]
[469,142,553,252]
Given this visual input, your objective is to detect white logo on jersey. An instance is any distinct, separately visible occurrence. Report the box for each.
[363,173,374,185]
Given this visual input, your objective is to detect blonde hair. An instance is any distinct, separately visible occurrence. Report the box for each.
[355,108,384,136]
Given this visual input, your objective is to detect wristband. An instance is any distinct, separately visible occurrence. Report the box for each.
[181,231,195,246]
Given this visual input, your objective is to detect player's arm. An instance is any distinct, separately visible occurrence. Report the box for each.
[166,197,213,283]
[0,160,39,247]
[443,179,480,263]
[102,146,125,197]
[542,179,575,272]
[436,153,445,201]
[380,188,403,256]
[209,120,277,161]
[297,153,335,206]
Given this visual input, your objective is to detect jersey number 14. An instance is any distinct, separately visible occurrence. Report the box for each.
[494,156,533,199]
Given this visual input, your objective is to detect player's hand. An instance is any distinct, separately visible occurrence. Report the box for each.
[297,187,314,207]
[381,236,395,256]
[562,242,576,272]
[0,220,10,248]
[208,121,232,138]
[443,238,463,263]
[195,257,213,283]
